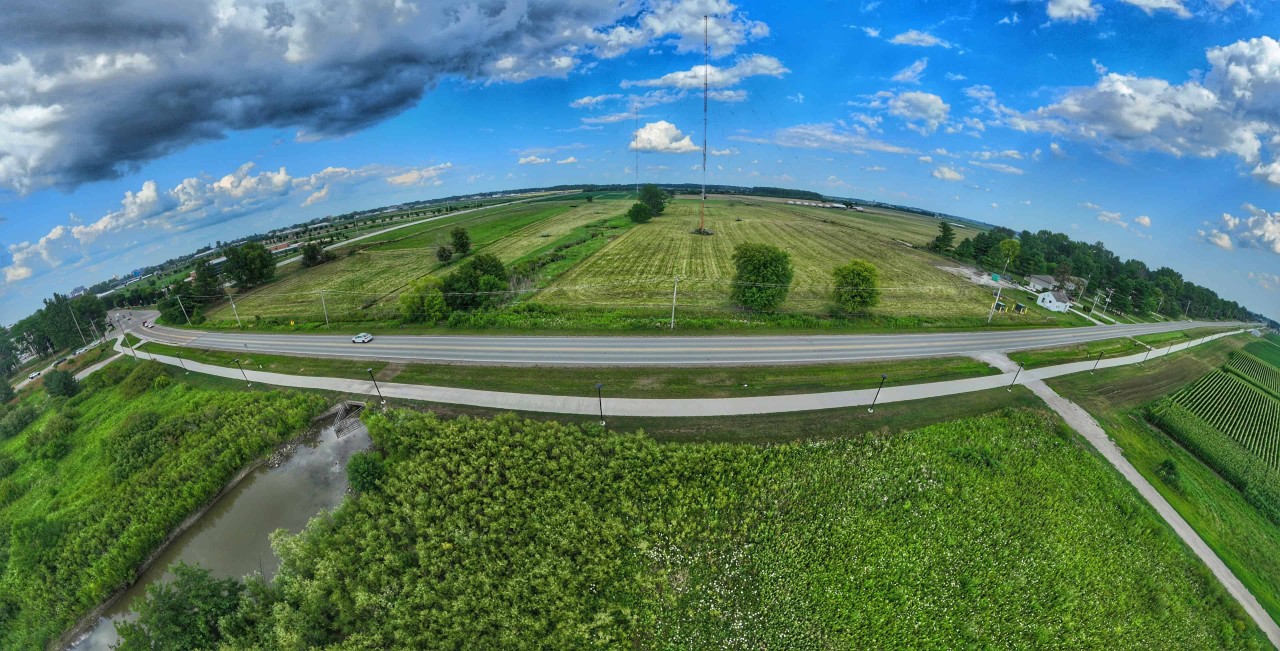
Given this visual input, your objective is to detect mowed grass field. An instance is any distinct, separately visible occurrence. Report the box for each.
[202,198,620,324]
[539,197,1069,325]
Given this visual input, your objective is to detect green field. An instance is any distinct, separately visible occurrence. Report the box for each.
[1166,371,1280,470]
[123,408,1264,649]
[0,361,325,649]
[202,199,616,324]
[541,197,1079,326]
[1227,351,1280,398]
[190,194,1089,332]
[1245,340,1280,368]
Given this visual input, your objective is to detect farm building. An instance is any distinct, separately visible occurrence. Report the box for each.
[1027,275,1057,292]
[1036,290,1072,313]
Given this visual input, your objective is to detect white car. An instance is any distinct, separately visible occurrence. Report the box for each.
[352,333,374,344]
[27,371,40,380]
[74,347,87,355]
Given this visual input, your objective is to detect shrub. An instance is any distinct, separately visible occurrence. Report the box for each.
[300,242,336,268]
[346,451,386,492]
[399,277,448,324]
[0,383,14,404]
[103,411,168,483]
[832,259,881,313]
[0,406,39,440]
[1155,459,1182,491]
[120,361,168,399]
[450,227,472,255]
[627,202,653,224]
[30,413,75,461]
[731,243,793,312]
[436,245,454,263]
[44,370,78,398]
[442,254,508,312]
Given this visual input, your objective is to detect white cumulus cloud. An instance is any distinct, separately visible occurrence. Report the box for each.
[932,166,964,181]
[631,120,700,153]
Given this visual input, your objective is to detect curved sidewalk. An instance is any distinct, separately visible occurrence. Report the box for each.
[121,329,1247,417]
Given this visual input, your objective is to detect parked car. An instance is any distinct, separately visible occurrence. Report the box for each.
[352,333,374,344]
[27,371,40,380]
[74,347,87,355]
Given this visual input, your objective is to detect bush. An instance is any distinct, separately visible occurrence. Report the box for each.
[627,202,653,224]
[450,227,472,255]
[832,259,881,313]
[346,451,386,492]
[0,383,14,404]
[1155,459,1182,492]
[0,406,39,440]
[120,361,168,399]
[436,245,454,263]
[300,242,336,268]
[30,413,75,461]
[730,243,793,312]
[399,277,448,324]
[442,254,508,312]
[43,370,78,398]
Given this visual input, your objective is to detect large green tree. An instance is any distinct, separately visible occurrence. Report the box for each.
[399,277,448,323]
[222,243,275,288]
[832,259,881,313]
[928,222,955,253]
[731,243,793,312]
[114,563,245,650]
[638,184,668,215]
[627,202,654,223]
[450,227,472,256]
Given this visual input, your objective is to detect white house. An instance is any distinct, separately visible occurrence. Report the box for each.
[1027,275,1057,292]
[1037,290,1072,313]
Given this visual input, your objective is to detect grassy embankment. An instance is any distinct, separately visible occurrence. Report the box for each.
[136,340,999,399]
[1009,326,1241,369]
[0,360,326,649]
[1049,334,1280,623]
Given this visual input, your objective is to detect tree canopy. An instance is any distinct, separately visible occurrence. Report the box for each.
[832,259,881,313]
[638,184,668,215]
[222,242,275,288]
[627,202,654,223]
[928,222,955,253]
[450,227,472,256]
[731,243,793,312]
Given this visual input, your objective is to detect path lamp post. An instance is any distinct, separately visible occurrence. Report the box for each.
[367,368,386,405]
[1091,351,1105,374]
[233,358,251,386]
[1008,363,1023,391]
[868,374,887,413]
[1140,346,1153,365]
[176,351,189,374]
[596,383,605,426]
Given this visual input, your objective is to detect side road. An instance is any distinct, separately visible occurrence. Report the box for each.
[119,329,1248,417]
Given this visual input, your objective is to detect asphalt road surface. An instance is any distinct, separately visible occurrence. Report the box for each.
[113,309,1250,366]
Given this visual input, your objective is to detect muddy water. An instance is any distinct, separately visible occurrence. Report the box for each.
[67,420,371,650]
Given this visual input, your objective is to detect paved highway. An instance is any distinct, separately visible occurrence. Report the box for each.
[113,309,1250,366]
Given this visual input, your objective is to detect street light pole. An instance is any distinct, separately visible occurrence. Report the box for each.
[595,383,605,426]
[233,358,251,386]
[1008,362,1023,391]
[1140,346,1153,365]
[367,368,385,405]
[868,374,887,413]
[1091,351,1105,374]
[669,276,680,331]
[226,288,242,327]
[176,295,192,325]
[986,257,1012,325]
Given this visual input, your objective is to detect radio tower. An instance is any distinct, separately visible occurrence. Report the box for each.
[695,14,712,236]
[634,105,639,196]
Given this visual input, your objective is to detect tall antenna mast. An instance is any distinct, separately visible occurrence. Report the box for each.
[634,105,639,196]
[699,14,709,233]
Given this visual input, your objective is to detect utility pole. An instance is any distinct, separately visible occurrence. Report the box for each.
[225,288,242,327]
[67,302,88,346]
[986,256,1012,325]
[669,276,680,330]
[321,292,330,326]
[176,295,192,325]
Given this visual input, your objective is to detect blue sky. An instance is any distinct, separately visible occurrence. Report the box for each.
[1,0,1278,323]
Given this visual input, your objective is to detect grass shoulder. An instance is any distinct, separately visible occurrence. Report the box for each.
[137,340,1000,399]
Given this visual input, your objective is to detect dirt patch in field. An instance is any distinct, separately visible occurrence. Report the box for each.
[377,363,405,382]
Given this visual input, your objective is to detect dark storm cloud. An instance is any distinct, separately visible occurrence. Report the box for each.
[0,0,771,193]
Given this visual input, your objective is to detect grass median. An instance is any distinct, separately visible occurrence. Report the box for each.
[1008,326,1240,369]
[136,341,1000,399]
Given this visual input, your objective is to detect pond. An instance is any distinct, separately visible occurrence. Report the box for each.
[67,415,370,650]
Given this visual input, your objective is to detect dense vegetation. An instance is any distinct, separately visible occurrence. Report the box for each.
[1164,370,1280,470]
[0,361,326,649]
[730,242,793,312]
[831,258,880,312]
[122,408,1262,649]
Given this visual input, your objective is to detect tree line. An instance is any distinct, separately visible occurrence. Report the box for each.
[927,221,1263,322]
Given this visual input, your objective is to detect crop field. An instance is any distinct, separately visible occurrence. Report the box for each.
[1244,340,1280,368]
[1227,351,1280,398]
[202,199,623,324]
[1168,370,1280,470]
[183,408,1264,648]
[540,197,1070,325]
